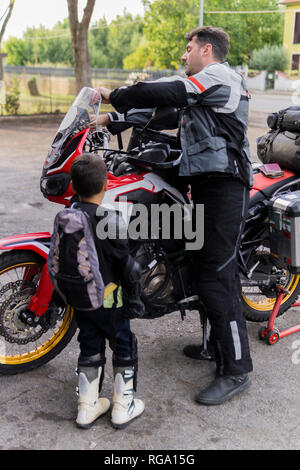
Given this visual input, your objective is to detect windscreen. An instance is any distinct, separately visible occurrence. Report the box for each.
[44,87,101,169]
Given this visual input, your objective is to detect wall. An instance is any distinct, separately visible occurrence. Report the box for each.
[283,4,300,70]
[246,71,267,91]
[274,70,300,91]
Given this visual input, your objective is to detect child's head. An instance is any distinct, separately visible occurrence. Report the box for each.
[70,153,107,200]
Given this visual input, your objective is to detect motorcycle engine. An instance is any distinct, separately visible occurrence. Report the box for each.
[134,243,173,304]
[133,243,193,307]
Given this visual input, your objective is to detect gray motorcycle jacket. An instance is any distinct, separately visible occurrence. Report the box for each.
[109,62,253,188]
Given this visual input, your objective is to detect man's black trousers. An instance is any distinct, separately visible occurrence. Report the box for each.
[190,175,253,376]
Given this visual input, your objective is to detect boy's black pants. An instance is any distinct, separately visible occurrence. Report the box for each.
[74,306,133,358]
[190,175,253,376]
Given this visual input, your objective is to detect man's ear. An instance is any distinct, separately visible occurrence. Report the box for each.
[203,43,213,56]
[103,180,108,192]
[70,180,75,192]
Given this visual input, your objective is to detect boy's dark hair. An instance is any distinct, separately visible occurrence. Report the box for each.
[70,153,107,198]
[185,26,230,62]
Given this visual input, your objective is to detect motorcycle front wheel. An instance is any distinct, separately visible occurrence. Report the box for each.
[0,250,76,375]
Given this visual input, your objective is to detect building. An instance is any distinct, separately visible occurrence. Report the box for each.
[281,0,300,71]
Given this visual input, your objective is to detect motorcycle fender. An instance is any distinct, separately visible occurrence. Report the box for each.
[0,232,51,258]
[0,233,52,316]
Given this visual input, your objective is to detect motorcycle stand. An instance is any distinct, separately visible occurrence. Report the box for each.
[198,312,214,360]
[259,285,300,345]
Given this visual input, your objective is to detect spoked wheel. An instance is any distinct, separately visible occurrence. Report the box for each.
[0,250,76,375]
[241,248,300,323]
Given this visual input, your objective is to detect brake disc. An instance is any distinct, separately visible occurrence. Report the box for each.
[0,286,45,345]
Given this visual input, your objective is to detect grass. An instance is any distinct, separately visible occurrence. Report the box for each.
[1,91,114,116]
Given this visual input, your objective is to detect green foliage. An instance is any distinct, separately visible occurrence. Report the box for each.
[89,18,110,68]
[249,45,289,72]
[141,0,284,68]
[5,75,20,114]
[3,11,143,70]
[123,38,155,69]
[2,2,285,71]
[104,11,144,68]
[3,37,31,65]
[143,0,197,69]
[4,19,73,66]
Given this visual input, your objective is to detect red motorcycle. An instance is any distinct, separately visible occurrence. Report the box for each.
[1,87,300,375]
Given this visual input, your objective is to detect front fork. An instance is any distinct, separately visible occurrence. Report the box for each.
[26,263,53,317]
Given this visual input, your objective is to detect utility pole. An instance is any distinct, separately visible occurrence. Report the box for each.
[199,0,204,26]
[34,30,38,66]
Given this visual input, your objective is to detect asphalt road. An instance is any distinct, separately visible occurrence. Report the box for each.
[0,92,299,451]
[249,89,300,114]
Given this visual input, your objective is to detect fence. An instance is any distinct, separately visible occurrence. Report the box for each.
[1,64,248,115]
[1,66,184,115]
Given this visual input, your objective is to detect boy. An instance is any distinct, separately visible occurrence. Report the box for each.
[70,152,144,429]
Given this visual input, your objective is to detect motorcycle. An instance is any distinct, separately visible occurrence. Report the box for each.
[1,87,300,375]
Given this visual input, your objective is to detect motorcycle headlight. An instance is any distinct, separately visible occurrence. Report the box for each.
[40,173,71,197]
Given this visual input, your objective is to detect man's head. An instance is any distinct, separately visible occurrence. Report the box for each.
[70,153,107,201]
[181,26,230,76]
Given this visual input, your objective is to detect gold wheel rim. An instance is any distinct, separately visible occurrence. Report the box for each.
[0,307,74,365]
[0,260,74,365]
[242,273,300,311]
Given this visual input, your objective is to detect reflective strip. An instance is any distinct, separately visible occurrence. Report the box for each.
[230,321,242,360]
[188,76,206,92]
[104,282,118,300]
[103,284,123,308]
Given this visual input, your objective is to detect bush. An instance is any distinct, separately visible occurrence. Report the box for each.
[249,45,288,73]
[5,76,20,115]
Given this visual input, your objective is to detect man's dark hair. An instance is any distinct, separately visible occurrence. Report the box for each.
[185,26,230,62]
[70,153,107,198]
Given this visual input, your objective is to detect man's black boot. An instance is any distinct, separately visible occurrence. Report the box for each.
[183,341,216,361]
[195,374,251,405]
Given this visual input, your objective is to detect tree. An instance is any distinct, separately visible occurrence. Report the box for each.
[67,0,96,92]
[141,0,284,69]
[0,0,15,46]
[89,17,110,68]
[0,0,15,79]
[4,20,73,67]
[105,12,144,68]
[4,36,30,65]
[143,0,197,69]
[123,38,156,69]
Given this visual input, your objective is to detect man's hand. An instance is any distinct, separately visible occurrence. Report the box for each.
[89,113,111,130]
[96,86,112,104]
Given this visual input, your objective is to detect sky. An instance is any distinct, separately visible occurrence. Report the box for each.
[1,0,145,41]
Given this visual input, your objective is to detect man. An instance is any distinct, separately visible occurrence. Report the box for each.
[95,26,253,405]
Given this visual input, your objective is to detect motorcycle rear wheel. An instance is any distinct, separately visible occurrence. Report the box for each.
[0,250,76,375]
[241,252,300,323]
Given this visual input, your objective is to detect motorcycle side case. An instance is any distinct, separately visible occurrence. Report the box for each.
[269,190,300,273]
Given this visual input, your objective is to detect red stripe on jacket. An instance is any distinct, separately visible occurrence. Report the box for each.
[188,76,206,92]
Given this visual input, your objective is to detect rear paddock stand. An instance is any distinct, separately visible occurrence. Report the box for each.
[259,286,300,345]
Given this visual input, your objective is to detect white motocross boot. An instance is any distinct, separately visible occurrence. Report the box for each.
[76,353,110,429]
[111,361,145,429]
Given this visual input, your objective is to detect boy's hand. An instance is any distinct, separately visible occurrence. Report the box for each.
[96,87,112,104]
